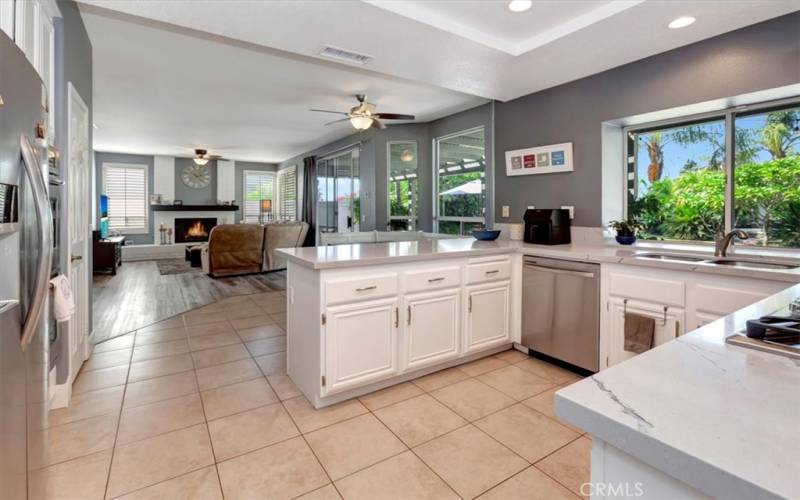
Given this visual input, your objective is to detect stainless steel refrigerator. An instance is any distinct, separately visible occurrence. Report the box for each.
[0,32,55,498]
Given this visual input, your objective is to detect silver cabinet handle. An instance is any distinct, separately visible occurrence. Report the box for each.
[485,269,500,275]
[394,307,399,328]
[71,254,83,262]
[355,285,377,292]
[407,305,411,325]
[19,135,53,350]
[523,264,595,279]
[427,277,445,283]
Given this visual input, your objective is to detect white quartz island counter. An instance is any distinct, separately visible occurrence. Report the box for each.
[555,283,800,500]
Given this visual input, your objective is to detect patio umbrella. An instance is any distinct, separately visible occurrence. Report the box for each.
[441,179,482,195]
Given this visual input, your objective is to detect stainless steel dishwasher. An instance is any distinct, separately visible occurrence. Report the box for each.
[521,256,600,372]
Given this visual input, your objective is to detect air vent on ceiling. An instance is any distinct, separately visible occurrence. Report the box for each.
[319,45,373,65]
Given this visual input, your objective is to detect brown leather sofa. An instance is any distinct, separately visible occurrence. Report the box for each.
[200,222,309,277]
[263,222,309,271]
[201,224,265,277]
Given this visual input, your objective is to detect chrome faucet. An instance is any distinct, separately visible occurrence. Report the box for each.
[714,230,748,257]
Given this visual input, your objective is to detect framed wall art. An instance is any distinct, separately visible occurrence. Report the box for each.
[505,142,573,176]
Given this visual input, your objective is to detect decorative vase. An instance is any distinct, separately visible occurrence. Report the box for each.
[615,234,637,245]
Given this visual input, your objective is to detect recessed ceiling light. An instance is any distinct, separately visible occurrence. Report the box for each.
[668,16,696,29]
[508,0,532,13]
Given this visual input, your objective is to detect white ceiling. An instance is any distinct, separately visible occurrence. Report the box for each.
[78,0,800,163]
[80,6,486,163]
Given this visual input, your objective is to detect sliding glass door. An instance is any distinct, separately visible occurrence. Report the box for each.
[434,127,486,234]
[316,148,361,238]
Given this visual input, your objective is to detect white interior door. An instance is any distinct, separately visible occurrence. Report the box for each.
[67,83,90,384]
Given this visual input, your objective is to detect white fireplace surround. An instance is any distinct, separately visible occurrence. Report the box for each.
[152,210,234,245]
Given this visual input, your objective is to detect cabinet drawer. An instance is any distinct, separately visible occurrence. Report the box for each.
[608,272,685,307]
[325,274,398,305]
[466,260,511,284]
[405,266,462,293]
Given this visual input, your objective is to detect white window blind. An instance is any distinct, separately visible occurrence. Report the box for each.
[277,166,297,221]
[102,163,148,233]
[243,170,275,223]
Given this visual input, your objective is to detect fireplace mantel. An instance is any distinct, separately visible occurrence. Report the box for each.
[151,204,239,212]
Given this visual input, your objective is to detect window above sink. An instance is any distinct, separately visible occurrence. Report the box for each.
[625,98,800,250]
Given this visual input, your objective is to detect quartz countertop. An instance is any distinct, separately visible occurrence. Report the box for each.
[277,238,800,282]
[555,283,800,500]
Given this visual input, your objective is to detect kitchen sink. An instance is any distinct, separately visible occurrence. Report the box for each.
[633,252,800,270]
[702,259,799,270]
[633,252,707,263]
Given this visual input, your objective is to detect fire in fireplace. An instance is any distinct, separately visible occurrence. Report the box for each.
[175,218,217,243]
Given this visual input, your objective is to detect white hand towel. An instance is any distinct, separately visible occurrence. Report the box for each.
[49,275,75,322]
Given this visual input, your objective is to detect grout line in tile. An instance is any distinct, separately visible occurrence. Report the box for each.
[187,334,227,498]
[103,337,136,500]
[362,402,464,500]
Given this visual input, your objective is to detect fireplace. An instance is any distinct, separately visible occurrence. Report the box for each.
[175,218,217,243]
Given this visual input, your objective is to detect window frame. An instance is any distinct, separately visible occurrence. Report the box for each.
[101,162,149,234]
[241,169,276,224]
[622,96,800,250]
[386,140,419,231]
[433,126,486,235]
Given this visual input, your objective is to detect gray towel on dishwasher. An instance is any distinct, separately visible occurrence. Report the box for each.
[624,313,655,354]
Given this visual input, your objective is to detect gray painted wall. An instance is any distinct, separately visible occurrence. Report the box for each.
[234,161,277,222]
[174,158,217,205]
[278,103,493,232]
[54,0,93,330]
[494,12,800,226]
[94,152,155,244]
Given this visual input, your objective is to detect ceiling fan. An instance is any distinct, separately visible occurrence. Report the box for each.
[311,94,415,130]
[192,148,223,166]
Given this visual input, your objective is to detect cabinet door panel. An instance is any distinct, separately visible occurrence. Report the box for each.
[465,281,510,353]
[608,298,684,366]
[404,289,460,371]
[324,298,398,395]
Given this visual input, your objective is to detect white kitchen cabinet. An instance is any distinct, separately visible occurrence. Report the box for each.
[402,288,461,371]
[8,0,58,138]
[322,297,399,395]
[607,297,685,366]
[464,280,511,353]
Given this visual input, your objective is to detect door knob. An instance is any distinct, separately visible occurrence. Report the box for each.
[71,254,83,262]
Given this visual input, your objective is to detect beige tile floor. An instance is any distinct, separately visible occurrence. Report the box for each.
[36,291,590,500]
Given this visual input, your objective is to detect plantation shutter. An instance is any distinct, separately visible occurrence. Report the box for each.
[103,164,147,233]
[278,166,297,221]
[243,171,274,223]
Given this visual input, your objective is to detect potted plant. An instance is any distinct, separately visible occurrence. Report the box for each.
[609,219,643,245]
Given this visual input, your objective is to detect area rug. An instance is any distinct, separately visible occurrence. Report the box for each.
[156,259,202,275]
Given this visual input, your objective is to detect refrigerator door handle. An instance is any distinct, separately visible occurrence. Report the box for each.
[19,135,53,350]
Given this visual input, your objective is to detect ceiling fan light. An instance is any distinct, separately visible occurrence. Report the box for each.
[508,0,532,13]
[400,150,415,162]
[350,115,373,130]
[193,157,209,166]
[668,16,696,29]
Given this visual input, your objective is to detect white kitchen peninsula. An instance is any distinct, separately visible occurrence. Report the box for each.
[555,283,800,499]
[278,239,523,408]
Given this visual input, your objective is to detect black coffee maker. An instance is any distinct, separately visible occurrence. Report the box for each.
[523,209,571,245]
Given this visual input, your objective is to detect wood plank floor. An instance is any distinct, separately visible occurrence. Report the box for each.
[92,261,285,343]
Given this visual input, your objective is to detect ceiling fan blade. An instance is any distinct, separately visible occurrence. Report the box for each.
[371,118,387,130]
[310,109,349,115]
[324,118,351,126]
[374,113,415,120]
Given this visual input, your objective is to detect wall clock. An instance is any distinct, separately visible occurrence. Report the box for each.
[181,163,211,189]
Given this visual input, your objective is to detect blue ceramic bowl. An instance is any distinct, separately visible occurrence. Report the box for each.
[615,235,637,245]
[472,229,501,241]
